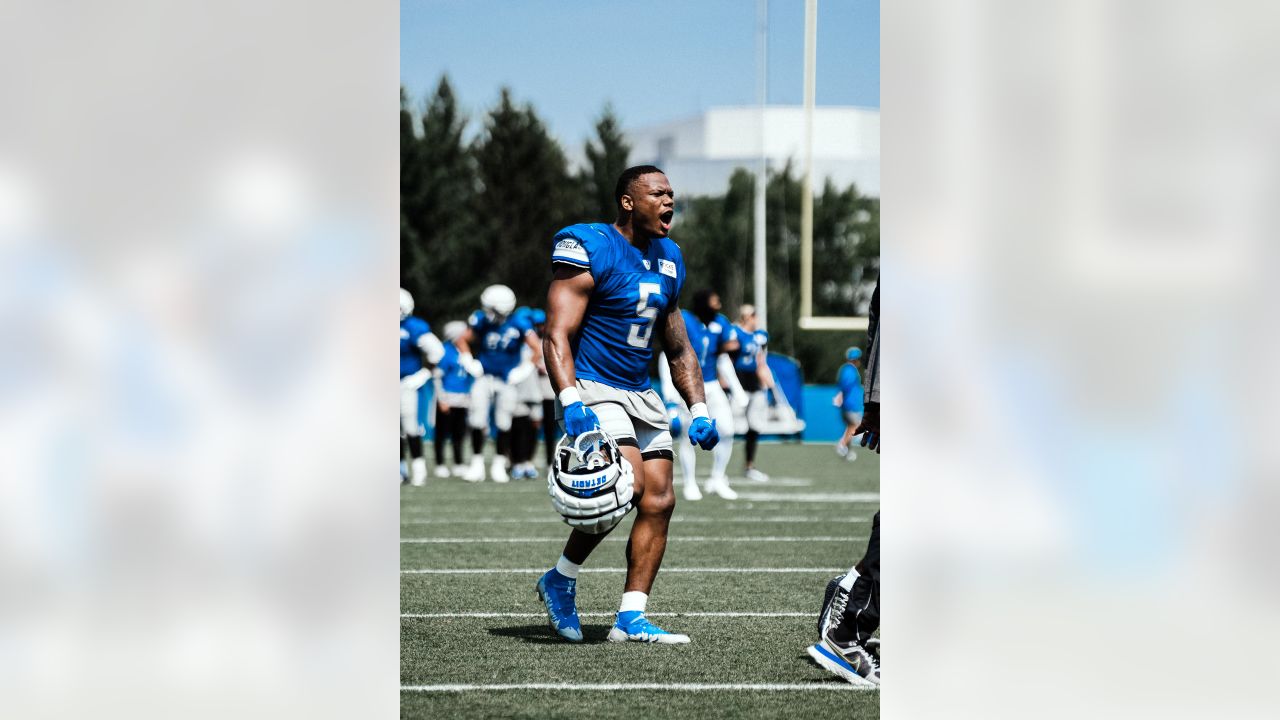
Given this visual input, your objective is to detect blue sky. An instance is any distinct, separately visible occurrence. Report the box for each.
[401,0,879,150]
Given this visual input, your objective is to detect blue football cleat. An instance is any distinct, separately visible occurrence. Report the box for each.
[607,610,690,644]
[536,569,583,642]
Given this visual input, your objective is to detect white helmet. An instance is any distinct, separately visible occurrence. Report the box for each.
[400,288,414,320]
[547,429,635,534]
[480,284,517,320]
[442,320,467,343]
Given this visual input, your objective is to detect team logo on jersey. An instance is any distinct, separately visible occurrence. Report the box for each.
[642,259,651,270]
[658,259,677,278]
[556,238,581,250]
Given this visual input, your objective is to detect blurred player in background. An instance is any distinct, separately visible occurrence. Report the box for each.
[809,277,879,685]
[432,320,483,479]
[660,289,740,500]
[537,166,719,644]
[531,308,559,470]
[508,306,545,480]
[724,303,773,482]
[459,284,541,483]
[833,347,865,460]
[400,288,445,486]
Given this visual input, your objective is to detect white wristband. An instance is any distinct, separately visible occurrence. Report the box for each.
[690,402,709,419]
[558,387,582,407]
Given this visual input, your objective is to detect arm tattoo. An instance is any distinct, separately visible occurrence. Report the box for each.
[660,309,706,407]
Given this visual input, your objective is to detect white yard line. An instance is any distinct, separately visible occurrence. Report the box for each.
[730,492,880,503]
[401,611,810,618]
[401,516,867,525]
[402,682,875,692]
[402,567,844,575]
[400,536,861,544]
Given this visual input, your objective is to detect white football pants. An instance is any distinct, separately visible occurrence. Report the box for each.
[468,374,517,432]
[400,370,429,437]
[674,380,734,482]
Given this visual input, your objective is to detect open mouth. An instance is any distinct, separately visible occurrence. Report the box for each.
[659,210,674,232]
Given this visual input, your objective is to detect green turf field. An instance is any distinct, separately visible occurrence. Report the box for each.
[401,442,880,719]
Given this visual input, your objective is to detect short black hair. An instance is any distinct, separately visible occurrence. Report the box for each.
[614,165,665,209]
[692,288,719,322]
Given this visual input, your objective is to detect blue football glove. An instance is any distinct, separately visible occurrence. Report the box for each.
[563,401,600,437]
[666,403,683,437]
[687,416,719,450]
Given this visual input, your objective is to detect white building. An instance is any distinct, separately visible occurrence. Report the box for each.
[627,105,880,198]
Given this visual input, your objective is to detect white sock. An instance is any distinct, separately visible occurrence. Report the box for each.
[711,435,733,478]
[619,591,648,614]
[555,555,580,579]
[839,567,859,591]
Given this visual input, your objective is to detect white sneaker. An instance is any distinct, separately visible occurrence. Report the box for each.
[452,464,468,477]
[704,476,738,500]
[682,479,703,501]
[463,456,486,483]
[433,465,451,479]
[744,467,770,483]
[410,458,428,487]
[491,457,510,483]
[835,443,849,458]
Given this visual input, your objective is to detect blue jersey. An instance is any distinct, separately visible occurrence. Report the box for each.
[732,326,769,373]
[838,363,864,413]
[436,344,475,395]
[400,315,432,378]
[682,311,735,383]
[469,310,533,381]
[551,223,686,392]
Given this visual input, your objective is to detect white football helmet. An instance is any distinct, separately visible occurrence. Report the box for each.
[400,288,414,321]
[442,320,467,343]
[480,284,517,321]
[547,429,635,534]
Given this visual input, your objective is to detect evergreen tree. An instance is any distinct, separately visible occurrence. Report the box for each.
[400,86,428,301]
[579,104,631,222]
[470,88,575,310]
[401,77,476,321]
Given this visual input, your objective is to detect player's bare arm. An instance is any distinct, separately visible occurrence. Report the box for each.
[524,325,543,367]
[757,351,774,389]
[659,308,706,408]
[543,265,594,395]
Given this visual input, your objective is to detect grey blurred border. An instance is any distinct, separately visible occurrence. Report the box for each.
[886,1,1280,718]
[0,2,398,718]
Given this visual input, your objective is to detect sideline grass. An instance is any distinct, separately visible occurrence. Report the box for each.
[401,443,879,719]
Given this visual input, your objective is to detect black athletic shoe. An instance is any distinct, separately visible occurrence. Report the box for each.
[818,574,848,638]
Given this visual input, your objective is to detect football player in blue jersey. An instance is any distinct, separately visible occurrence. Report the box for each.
[458,284,542,483]
[659,289,741,500]
[536,166,719,644]
[400,288,445,486]
[725,304,775,482]
[834,347,865,460]
[528,308,560,471]
[508,306,545,480]
[432,321,484,478]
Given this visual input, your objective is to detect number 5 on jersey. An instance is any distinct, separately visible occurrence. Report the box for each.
[627,282,662,349]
